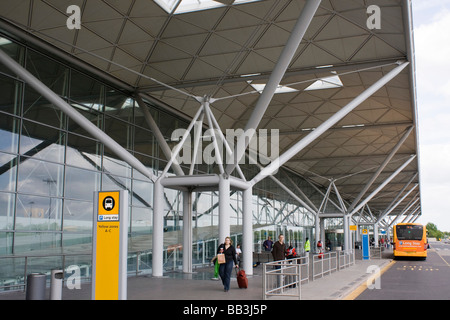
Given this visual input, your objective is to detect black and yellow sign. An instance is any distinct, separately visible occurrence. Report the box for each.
[92,191,127,300]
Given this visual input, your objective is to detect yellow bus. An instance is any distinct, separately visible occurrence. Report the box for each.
[393,223,427,259]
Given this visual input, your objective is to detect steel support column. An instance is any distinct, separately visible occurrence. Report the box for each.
[348,155,416,217]
[219,174,231,244]
[347,126,414,213]
[252,61,410,185]
[242,187,253,275]
[152,178,164,277]
[183,191,193,273]
[226,0,321,175]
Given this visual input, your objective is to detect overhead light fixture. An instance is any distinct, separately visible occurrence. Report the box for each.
[315,64,334,69]
[240,72,261,78]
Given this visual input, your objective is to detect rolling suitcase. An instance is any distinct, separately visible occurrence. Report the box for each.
[236,268,248,289]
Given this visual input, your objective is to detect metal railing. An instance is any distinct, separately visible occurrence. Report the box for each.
[312,251,337,280]
[262,256,309,300]
[338,249,355,270]
[369,246,383,259]
[263,250,355,300]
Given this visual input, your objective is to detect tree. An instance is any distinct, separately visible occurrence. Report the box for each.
[426,222,444,239]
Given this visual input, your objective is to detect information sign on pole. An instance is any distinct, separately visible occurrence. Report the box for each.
[92,190,128,300]
[362,228,370,260]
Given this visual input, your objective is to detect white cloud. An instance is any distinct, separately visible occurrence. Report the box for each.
[413,4,450,231]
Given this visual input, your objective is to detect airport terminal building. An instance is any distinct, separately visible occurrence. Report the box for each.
[0,0,420,289]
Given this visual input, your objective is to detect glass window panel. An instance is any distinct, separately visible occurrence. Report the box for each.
[23,85,66,129]
[70,70,104,111]
[20,120,65,163]
[15,194,62,231]
[105,88,133,122]
[132,153,158,181]
[158,110,189,138]
[65,166,100,201]
[68,103,103,137]
[66,134,102,170]
[102,151,132,178]
[101,174,131,204]
[13,232,62,255]
[63,199,93,233]
[0,192,15,230]
[0,74,23,116]
[0,233,13,256]
[0,37,24,77]
[26,49,68,96]
[131,206,152,236]
[134,126,155,158]
[0,113,20,154]
[17,157,64,197]
[104,115,133,151]
[62,233,93,252]
[131,179,153,207]
[0,153,17,192]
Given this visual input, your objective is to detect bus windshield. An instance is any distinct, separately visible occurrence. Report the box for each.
[396,225,423,241]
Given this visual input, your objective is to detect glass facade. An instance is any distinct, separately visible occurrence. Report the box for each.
[0,33,338,289]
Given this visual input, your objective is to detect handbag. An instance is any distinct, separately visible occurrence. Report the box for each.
[217,253,226,264]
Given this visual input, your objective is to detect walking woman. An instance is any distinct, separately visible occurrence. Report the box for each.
[217,236,239,292]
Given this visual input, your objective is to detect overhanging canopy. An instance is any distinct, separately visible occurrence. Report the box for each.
[0,0,421,221]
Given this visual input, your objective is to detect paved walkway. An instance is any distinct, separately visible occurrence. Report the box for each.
[0,251,393,300]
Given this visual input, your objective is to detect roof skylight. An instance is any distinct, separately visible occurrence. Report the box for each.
[248,81,299,94]
[304,75,343,91]
[154,0,261,15]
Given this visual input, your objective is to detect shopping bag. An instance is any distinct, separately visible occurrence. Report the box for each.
[217,253,226,264]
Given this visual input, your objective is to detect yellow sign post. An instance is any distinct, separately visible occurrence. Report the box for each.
[92,190,128,300]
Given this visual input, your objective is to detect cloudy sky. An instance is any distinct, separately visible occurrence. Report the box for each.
[412,0,450,231]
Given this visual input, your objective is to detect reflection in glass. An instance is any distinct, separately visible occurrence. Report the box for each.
[105,88,133,122]
[70,69,104,111]
[20,120,65,163]
[0,114,20,154]
[0,192,15,230]
[0,153,17,192]
[0,232,13,255]
[13,232,62,254]
[131,206,152,236]
[0,37,24,78]
[65,166,100,201]
[23,85,66,129]
[0,74,22,116]
[17,157,64,197]
[63,199,93,233]
[15,194,62,231]
[66,134,102,170]
[131,179,153,207]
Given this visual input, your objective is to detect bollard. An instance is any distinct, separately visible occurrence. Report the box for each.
[50,269,64,300]
[25,273,46,300]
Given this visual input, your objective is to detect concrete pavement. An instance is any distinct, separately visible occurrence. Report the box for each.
[0,250,393,300]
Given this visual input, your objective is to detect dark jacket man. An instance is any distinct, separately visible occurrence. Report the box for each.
[272,235,286,261]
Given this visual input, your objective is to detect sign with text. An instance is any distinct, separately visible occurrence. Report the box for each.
[92,190,128,300]
[362,228,370,260]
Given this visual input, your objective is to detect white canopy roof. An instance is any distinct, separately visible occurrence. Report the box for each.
[0,0,420,220]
